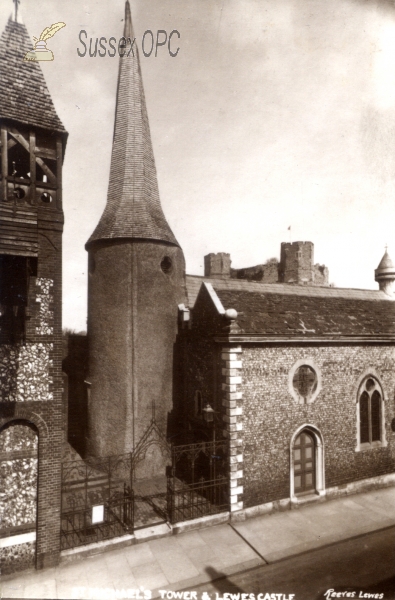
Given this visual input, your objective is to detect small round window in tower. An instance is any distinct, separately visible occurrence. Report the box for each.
[161,256,173,274]
[40,192,52,204]
[293,365,318,403]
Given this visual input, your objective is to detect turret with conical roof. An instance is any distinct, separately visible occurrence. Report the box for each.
[85,1,186,474]
[375,248,395,297]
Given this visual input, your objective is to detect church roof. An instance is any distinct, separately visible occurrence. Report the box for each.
[86,1,179,248]
[185,275,393,308]
[0,16,66,133]
[187,276,395,339]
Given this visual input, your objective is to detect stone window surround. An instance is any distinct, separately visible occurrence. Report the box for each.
[288,358,322,405]
[354,369,387,452]
[290,423,325,504]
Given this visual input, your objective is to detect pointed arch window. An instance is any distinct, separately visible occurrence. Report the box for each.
[358,377,383,447]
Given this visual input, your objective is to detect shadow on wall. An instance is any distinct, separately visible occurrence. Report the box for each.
[62,332,88,457]
[166,339,187,447]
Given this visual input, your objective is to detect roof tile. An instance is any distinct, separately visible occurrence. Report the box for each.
[186,275,395,337]
[86,1,178,248]
[0,18,65,133]
[214,288,395,337]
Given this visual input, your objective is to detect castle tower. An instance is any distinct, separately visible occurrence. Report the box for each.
[279,241,314,284]
[85,1,186,477]
[279,241,329,286]
[0,4,67,572]
[204,252,231,278]
[375,248,395,297]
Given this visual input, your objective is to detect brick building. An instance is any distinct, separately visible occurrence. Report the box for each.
[177,249,395,514]
[0,7,67,574]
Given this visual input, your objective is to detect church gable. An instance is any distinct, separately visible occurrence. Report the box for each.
[189,282,228,335]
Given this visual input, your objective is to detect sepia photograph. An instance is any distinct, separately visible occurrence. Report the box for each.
[0,0,394,598]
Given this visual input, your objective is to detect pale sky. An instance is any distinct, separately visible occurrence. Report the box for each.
[1,0,395,331]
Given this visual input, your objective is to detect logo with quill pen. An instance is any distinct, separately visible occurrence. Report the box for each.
[24,22,66,62]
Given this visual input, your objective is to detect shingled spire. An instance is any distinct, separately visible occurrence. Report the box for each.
[87,0,179,247]
[0,12,65,134]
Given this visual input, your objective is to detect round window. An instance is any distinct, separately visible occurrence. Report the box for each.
[161,256,172,274]
[292,365,318,403]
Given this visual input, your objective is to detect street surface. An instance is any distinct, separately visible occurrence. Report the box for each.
[182,526,395,600]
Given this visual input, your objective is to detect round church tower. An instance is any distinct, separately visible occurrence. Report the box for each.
[85,1,186,478]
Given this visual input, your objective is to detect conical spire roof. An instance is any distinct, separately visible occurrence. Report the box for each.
[0,13,66,133]
[376,250,394,271]
[87,1,179,248]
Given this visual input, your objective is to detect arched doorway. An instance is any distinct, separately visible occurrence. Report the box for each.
[293,431,315,494]
[0,421,38,574]
[290,425,325,501]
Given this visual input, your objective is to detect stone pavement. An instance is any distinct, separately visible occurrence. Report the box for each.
[1,486,394,600]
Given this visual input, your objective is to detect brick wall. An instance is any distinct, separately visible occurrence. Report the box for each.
[0,207,64,573]
[179,288,395,512]
[242,345,395,507]
[87,240,187,477]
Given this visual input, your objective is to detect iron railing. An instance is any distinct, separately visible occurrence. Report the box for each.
[171,439,227,484]
[60,487,134,550]
[60,441,230,545]
[61,453,133,549]
[61,453,133,511]
[167,476,228,524]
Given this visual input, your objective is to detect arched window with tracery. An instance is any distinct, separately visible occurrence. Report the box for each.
[358,377,383,447]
